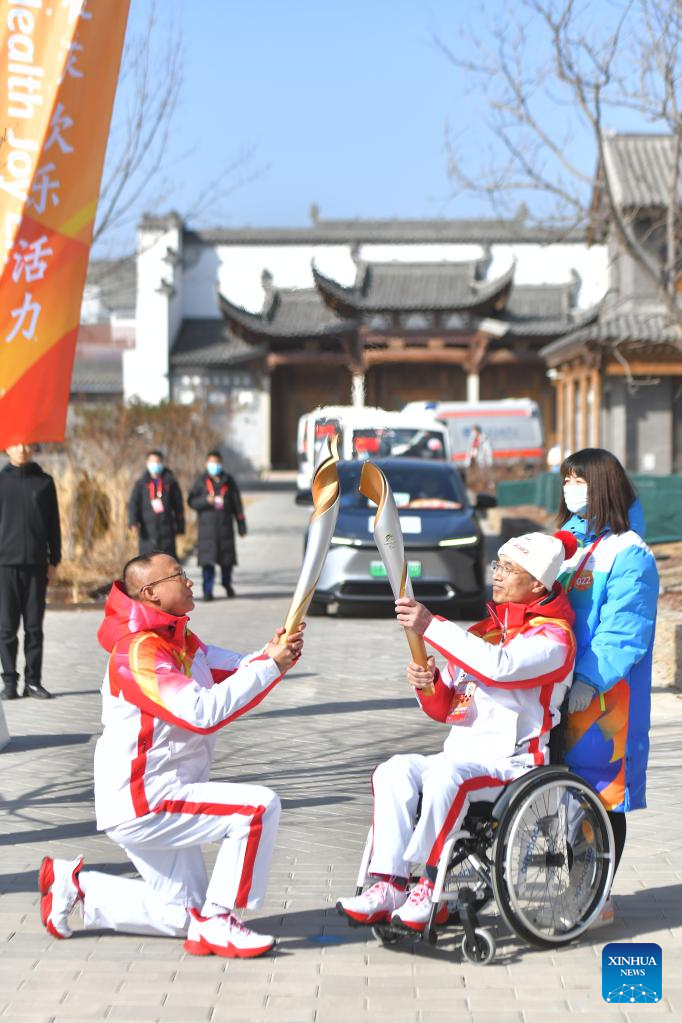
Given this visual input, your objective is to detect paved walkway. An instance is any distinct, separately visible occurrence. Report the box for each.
[1,490,681,1022]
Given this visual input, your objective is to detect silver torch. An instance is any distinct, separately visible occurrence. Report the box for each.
[359,461,434,694]
[280,434,340,641]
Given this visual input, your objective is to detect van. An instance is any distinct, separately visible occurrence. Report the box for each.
[296,405,451,498]
[403,399,544,468]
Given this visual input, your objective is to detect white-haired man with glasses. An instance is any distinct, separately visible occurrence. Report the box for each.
[39,551,304,958]
[337,531,578,933]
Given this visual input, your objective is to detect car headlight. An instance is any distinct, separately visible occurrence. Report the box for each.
[438,535,479,547]
[331,536,362,546]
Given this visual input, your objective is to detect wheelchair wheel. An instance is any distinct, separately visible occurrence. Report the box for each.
[461,927,496,965]
[491,770,614,948]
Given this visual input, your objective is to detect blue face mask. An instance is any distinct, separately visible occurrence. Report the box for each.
[206,462,222,476]
[147,461,163,477]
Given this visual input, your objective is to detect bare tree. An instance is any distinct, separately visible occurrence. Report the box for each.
[439,0,682,326]
[93,0,264,258]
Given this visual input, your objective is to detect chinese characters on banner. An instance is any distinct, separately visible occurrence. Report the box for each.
[0,0,131,446]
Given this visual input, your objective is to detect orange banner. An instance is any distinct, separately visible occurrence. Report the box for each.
[0,0,130,446]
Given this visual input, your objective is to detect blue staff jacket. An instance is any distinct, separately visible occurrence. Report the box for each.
[558,501,658,811]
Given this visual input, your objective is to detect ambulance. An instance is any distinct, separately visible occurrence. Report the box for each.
[403,399,544,468]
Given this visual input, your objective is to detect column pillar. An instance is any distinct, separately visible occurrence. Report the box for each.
[351,372,366,407]
[578,368,589,449]
[566,373,576,454]
[556,375,565,456]
[466,372,480,402]
[590,367,601,447]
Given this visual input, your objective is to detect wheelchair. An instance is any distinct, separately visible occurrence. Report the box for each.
[345,760,615,965]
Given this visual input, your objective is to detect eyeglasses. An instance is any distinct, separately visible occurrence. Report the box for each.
[490,559,527,579]
[137,569,188,594]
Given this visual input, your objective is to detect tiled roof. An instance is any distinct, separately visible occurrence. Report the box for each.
[70,356,123,395]
[313,260,515,315]
[541,312,682,361]
[601,133,682,208]
[500,282,594,337]
[218,288,355,340]
[171,318,266,367]
[185,216,586,247]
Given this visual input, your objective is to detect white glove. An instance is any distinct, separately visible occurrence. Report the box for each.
[568,679,595,713]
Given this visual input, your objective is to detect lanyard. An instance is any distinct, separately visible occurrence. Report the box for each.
[565,534,605,592]
[148,480,163,501]
[206,478,227,498]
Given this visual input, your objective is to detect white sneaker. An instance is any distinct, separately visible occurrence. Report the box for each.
[183,907,275,958]
[391,878,449,933]
[39,855,84,939]
[336,880,408,925]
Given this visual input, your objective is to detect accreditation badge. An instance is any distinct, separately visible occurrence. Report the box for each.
[446,677,477,725]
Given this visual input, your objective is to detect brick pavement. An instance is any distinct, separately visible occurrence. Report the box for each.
[1,489,681,1022]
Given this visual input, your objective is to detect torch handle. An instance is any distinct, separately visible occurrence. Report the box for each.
[405,628,435,696]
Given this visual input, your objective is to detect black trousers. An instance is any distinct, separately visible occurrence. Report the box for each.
[201,563,232,595]
[607,810,627,874]
[0,565,48,687]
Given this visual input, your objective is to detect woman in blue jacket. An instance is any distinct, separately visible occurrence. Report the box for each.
[557,449,658,919]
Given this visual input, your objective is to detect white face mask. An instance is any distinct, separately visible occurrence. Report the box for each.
[564,483,588,516]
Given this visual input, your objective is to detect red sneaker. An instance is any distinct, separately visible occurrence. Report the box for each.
[391,878,449,932]
[183,907,275,958]
[39,856,84,939]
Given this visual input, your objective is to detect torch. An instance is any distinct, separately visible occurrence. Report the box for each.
[359,461,434,694]
[280,434,340,641]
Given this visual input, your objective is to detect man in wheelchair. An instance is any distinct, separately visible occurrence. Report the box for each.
[337,530,579,935]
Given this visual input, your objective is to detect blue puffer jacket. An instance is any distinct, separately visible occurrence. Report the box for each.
[558,500,659,812]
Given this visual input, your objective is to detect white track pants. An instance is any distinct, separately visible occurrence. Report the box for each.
[369,753,527,877]
[80,781,280,937]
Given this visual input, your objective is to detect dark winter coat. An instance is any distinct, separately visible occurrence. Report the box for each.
[0,461,61,566]
[188,471,246,567]
[128,468,185,557]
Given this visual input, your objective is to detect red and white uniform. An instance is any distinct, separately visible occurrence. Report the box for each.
[369,585,576,878]
[77,583,286,938]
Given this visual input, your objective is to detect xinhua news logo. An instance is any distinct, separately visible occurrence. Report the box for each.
[602,942,662,1004]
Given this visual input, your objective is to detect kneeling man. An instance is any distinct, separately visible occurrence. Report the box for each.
[40,552,303,958]
[337,531,577,932]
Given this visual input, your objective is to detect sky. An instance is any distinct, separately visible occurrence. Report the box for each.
[96,0,632,256]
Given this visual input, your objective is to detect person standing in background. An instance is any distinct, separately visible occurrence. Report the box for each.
[0,443,61,700]
[465,424,493,472]
[188,450,246,600]
[128,450,185,558]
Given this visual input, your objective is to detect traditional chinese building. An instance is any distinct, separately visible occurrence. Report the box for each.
[542,134,682,474]
[84,212,607,471]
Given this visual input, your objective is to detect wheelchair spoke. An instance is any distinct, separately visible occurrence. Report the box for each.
[493,775,615,946]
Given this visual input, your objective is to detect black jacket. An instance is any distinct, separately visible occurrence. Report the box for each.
[188,471,246,566]
[128,468,185,555]
[0,461,61,566]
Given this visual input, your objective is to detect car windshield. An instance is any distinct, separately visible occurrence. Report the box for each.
[352,427,446,460]
[338,462,465,511]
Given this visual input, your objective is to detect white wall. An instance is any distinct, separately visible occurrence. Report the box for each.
[123,223,183,403]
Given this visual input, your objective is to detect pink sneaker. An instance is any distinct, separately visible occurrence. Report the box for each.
[39,856,84,939]
[391,878,449,933]
[183,907,275,958]
[336,880,408,925]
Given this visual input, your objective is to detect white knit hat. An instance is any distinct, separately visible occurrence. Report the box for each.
[497,531,578,590]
